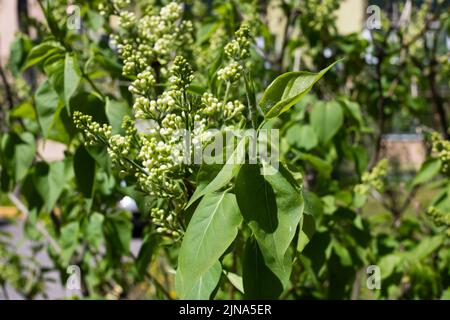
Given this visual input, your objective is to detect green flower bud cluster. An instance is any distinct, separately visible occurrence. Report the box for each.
[224,24,252,61]
[431,132,450,175]
[301,0,340,32]
[224,100,246,120]
[137,136,184,198]
[99,0,131,16]
[427,206,450,236]
[108,134,132,166]
[133,90,179,120]
[119,11,136,30]
[73,111,112,146]
[218,25,252,84]
[354,159,388,196]
[217,61,243,83]
[122,116,137,137]
[200,93,244,124]
[108,2,191,77]
[170,56,194,90]
[201,93,223,116]
[129,70,156,96]
[150,208,182,238]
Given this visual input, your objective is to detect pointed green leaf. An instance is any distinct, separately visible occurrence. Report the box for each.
[297,213,316,253]
[243,237,284,299]
[177,192,242,299]
[260,60,339,119]
[22,41,64,70]
[235,163,304,289]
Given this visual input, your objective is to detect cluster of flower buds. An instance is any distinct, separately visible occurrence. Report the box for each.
[217,61,243,83]
[170,56,194,90]
[129,70,156,96]
[354,159,388,196]
[109,2,191,77]
[217,25,252,84]
[431,132,450,175]
[98,0,130,16]
[136,131,186,198]
[108,134,132,166]
[224,24,251,61]
[73,111,112,146]
[427,206,450,236]
[150,208,182,238]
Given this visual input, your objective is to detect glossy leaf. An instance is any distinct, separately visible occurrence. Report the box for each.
[23,41,64,70]
[260,60,339,119]
[177,192,242,299]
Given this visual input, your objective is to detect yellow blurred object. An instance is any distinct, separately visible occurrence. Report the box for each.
[0,206,23,219]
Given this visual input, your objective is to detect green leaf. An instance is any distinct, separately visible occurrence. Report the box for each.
[85,213,104,249]
[33,161,67,212]
[176,261,222,300]
[0,132,36,186]
[105,98,131,134]
[412,158,442,187]
[23,41,64,70]
[332,240,352,266]
[74,145,96,198]
[310,101,344,144]
[64,53,82,113]
[60,222,80,265]
[242,237,284,299]
[104,211,132,256]
[35,80,61,138]
[411,235,444,260]
[260,60,339,119]
[340,98,364,127]
[177,192,242,299]
[296,152,333,177]
[285,124,318,151]
[378,254,403,279]
[186,137,246,208]
[14,133,36,182]
[235,163,303,289]
[297,213,316,253]
[135,233,157,278]
[224,271,244,294]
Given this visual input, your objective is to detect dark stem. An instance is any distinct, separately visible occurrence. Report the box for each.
[0,63,14,110]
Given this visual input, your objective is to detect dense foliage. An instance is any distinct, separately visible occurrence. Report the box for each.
[0,0,449,299]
